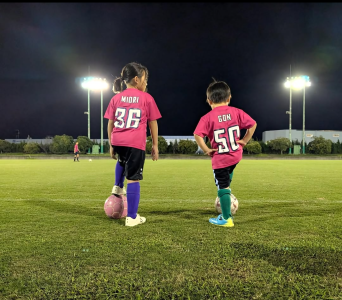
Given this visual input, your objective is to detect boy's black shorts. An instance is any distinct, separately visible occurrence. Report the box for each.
[112,145,145,180]
[213,164,237,190]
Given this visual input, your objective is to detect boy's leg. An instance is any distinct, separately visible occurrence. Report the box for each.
[219,164,237,219]
[217,169,234,218]
[124,148,146,227]
[218,188,232,220]
[229,171,234,187]
[210,165,237,227]
[77,154,79,161]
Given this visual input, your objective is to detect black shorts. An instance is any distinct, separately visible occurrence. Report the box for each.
[112,145,145,180]
[74,152,79,155]
[213,164,237,190]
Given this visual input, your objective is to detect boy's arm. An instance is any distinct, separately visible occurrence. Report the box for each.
[107,119,117,159]
[237,122,257,147]
[194,134,217,156]
[148,120,159,161]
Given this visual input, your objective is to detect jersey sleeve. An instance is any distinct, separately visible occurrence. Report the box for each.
[193,116,208,138]
[238,109,256,129]
[104,96,116,120]
[147,94,162,121]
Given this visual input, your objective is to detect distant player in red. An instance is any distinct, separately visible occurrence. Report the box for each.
[194,79,256,227]
[104,62,162,227]
[74,142,80,162]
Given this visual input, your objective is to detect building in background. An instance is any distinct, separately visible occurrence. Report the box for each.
[262,130,342,143]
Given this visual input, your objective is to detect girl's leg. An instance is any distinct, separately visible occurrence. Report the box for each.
[126,179,140,219]
[115,161,125,188]
[125,148,146,226]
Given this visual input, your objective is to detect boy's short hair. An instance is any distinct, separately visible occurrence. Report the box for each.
[206,78,231,104]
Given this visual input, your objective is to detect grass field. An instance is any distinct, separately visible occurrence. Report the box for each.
[1,159,342,299]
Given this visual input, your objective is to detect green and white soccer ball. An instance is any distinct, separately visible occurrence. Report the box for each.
[215,193,239,215]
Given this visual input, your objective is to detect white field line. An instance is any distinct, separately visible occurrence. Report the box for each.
[1,198,342,203]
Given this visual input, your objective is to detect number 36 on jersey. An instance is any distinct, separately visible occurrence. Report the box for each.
[114,108,141,129]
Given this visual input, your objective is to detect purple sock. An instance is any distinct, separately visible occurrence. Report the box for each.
[127,182,140,219]
[115,162,125,188]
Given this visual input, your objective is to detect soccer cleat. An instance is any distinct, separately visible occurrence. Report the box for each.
[112,185,127,196]
[209,214,234,227]
[125,214,146,227]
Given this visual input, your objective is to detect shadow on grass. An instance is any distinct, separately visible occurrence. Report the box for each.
[23,199,106,220]
[148,208,214,217]
[230,242,342,276]
[238,201,339,219]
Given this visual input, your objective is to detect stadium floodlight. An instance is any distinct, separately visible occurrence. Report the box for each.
[284,76,311,154]
[81,77,109,154]
[81,77,109,90]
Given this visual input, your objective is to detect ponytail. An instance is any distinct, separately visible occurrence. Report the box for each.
[113,77,124,94]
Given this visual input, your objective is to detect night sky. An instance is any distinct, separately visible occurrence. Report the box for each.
[1,3,342,140]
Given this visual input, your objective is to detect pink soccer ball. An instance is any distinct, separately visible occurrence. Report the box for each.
[104,195,127,219]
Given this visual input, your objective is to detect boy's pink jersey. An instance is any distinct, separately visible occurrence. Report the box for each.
[74,144,79,152]
[194,105,255,169]
[104,88,162,151]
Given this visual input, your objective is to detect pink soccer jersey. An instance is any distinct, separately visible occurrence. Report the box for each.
[74,144,79,153]
[104,88,162,151]
[194,105,256,169]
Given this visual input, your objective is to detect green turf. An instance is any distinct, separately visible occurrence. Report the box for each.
[0,159,342,299]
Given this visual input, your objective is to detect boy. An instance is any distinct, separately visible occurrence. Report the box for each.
[193,79,256,227]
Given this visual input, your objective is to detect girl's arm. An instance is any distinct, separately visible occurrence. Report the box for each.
[108,119,116,159]
[148,120,159,161]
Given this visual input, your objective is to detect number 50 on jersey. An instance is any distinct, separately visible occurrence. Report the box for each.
[214,125,240,153]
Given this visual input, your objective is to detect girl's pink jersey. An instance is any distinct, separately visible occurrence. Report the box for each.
[194,105,255,169]
[104,88,162,151]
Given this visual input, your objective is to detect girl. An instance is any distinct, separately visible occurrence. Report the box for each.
[104,62,162,227]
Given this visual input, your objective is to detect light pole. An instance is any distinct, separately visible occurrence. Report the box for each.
[284,76,311,154]
[82,78,92,153]
[284,79,293,154]
[87,87,90,140]
[100,87,104,154]
[81,77,109,154]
